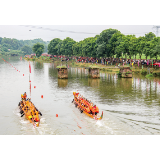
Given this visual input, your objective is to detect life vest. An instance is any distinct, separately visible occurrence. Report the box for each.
[33,114,39,122]
[26,101,29,106]
[90,105,96,113]
[85,107,90,113]
[92,106,96,113]
[28,115,32,119]
[23,93,27,99]
[95,106,99,113]
[89,105,93,111]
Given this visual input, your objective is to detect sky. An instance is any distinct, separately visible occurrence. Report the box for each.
[0,25,157,42]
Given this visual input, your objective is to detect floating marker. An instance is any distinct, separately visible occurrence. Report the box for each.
[34,86,36,88]
[29,80,31,82]
[41,95,43,98]
[56,114,58,117]
[17,70,18,71]
[23,74,24,76]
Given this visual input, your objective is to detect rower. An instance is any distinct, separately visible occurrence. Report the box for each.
[84,105,91,113]
[94,105,99,115]
[21,94,24,100]
[23,92,27,100]
[33,111,39,122]
[34,106,42,116]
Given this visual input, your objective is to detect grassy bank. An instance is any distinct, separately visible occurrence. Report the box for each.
[115,53,160,60]
[24,57,160,77]
[24,57,54,63]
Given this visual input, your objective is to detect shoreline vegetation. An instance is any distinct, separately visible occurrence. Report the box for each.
[23,56,160,78]
[24,56,53,63]
[2,28,160,79]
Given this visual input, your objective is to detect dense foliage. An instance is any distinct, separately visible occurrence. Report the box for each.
[48,29,160,61]
[0,37,48,56]
[32,43,44,57]
[1,28,160,61]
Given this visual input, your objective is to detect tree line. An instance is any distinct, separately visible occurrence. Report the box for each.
[48,28,160,62]
[0,37,49,56]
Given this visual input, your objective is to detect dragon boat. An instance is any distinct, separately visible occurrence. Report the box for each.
[18,94,42,127]
[73,92,103,120]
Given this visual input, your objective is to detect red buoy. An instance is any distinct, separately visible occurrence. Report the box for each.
[23,74,24,76]
[41,95,43,98]
[34,86,36,88]
[56,114,58,117]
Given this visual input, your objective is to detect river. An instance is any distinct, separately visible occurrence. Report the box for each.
[1,56,160,135]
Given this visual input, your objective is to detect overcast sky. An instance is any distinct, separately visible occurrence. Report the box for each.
[0,25,156,42]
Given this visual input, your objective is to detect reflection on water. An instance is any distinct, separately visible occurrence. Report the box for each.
[58,79,68,88]
[88,78,100,88]
[34,61,44,69]
[1,56,160,135]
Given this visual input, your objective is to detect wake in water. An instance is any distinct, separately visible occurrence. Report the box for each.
[13,107,56,135]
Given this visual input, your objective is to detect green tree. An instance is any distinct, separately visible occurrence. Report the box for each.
[96,28,120,59]
[117,35,135,65]
[97,28,120,45]
[0,37,2,44]
[81,37,98,57]
[1,42,11,50]
[73,41,82,56]
[1,43,11,53]
[137,36,146,62]
[57,41,62,55]
[142,41,152,60]
[109,32,125,58]
[48,38,62,55]
[32,43,44,57]
[97,42,106,58]
[151,37,160,60]
[60,37,76,56]
[129,37,138,61]
[21,45,32,55]
[145,32,156,41]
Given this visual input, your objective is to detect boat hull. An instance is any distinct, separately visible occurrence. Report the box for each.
[74,98,103,120]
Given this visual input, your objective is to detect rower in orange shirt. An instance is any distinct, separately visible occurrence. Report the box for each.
[94,105,99,115]
[84,105,91,113]
[23,92,27,100]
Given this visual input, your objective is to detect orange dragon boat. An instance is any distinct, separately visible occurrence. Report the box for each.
[18,93,42,127]
[73,92,103,120]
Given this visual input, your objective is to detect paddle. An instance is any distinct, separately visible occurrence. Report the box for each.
[39,111,42,116]
[35,107,42,116]
[21,113,24,117]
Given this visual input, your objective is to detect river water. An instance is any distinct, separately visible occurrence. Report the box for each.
[1,56,160,135]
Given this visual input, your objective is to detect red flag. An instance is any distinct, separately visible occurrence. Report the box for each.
[30,82,31,96]
[29,62,31,73]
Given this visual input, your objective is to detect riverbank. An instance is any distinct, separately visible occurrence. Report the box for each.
[71,61,160,77]
[24,57,160,77]
[24,57,54,63]
[55,59,120,71]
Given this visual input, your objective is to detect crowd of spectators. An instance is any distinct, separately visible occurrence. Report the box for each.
[52,55,160,66]
[74,56,160,66]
